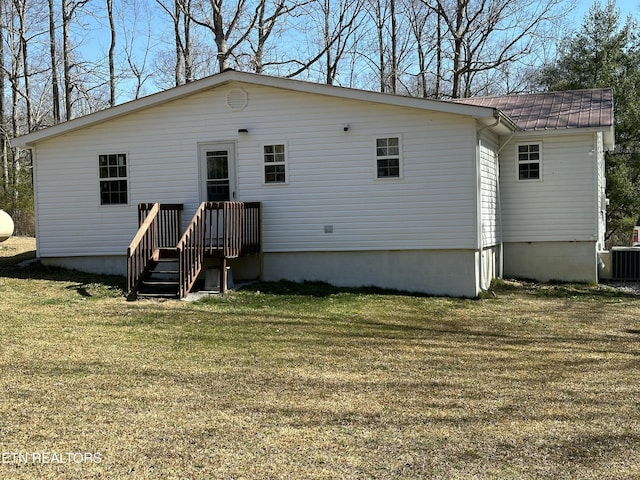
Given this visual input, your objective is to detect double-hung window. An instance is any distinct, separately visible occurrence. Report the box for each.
[517,143,541,181]
[99,153,128,205]
[376,137,401,179]
[264,144,286,184]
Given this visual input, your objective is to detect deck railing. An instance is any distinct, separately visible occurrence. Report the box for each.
[240,202,261,255]
[176,203,207,299]
[127,203,161,296]
[203,201,261,258]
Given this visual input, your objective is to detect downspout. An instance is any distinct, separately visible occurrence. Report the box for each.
[495,130,516,279]
[475,112,501,292]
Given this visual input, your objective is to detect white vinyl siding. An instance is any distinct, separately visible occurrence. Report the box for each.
[235,90,477,252]
[32,81,480,258]
[479,135,499,247]
[500,133,598,243]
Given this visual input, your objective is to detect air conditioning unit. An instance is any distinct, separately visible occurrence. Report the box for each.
[612,248,640,281]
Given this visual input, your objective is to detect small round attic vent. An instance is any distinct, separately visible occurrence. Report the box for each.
[226,88,248,111]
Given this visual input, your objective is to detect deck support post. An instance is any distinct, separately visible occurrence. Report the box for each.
[220,257,227,294]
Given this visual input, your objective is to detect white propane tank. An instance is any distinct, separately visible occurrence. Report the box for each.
[0,209,14,243]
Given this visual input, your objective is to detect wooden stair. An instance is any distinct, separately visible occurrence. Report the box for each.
[137,249,180,299]
[127,202,261,300]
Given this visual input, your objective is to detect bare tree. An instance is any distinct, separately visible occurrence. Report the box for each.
[368,0,403,92]
[0,0,8,193]
[423,0,571,98]
[404,0,435,97]
[119,0,155,98]
[252,0,285,73]
[188,0,259,72]
[155,0,194,85]
[61,0,90,120]
[47,0,60,122]
[249,0,312,73]
[286,0,365,84]
[12,0,33,131]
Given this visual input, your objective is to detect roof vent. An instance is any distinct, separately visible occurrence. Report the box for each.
[226,88,248,111]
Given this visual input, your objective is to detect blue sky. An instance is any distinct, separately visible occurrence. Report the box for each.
[76,0,639,101]
[573,0,639,22]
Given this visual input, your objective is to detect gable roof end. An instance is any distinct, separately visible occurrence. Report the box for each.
[13,70,514,147]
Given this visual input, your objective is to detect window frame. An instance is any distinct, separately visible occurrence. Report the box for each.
[262,142,288,185]
[375,135,403,180]
[98,152,129,206]
[516,142,542,182]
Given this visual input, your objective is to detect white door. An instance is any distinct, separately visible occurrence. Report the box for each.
[199,142,237,202]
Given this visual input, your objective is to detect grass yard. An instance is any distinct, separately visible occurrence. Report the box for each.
[1,237,640,479]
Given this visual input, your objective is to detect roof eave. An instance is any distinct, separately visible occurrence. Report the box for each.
[13,70,501,147]
[13,73,239,147]
[511,124,615,141]
[476,110,520,136]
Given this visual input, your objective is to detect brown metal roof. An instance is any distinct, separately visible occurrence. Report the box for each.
[455,89,613,132]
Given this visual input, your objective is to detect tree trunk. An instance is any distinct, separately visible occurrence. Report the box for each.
[0,0,6,193]
[13,0,32,131]
[62,0,73,120]
[211,0,230,72]
[107,0,116,106]
[173,0,183,85]
[451,0,464,98]
[48,0,60,123]
[375,0,384,92]
[183,0,193,82]
[435,11,441,98]
[324,0,332,84]
[390,0,397,93]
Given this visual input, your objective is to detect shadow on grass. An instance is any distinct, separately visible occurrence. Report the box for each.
[0,250,126,296]
[2,249,637,303]
[490,278,640,301]
[0,248,37,270]
[237,280,439,298]
[240,278,640,301]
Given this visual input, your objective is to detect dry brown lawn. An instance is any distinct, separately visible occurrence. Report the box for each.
[1,237,640,479]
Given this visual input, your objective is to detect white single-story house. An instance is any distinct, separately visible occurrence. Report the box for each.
[13,70,614,298]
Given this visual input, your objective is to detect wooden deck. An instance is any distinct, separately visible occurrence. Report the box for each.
[127,202,261,299]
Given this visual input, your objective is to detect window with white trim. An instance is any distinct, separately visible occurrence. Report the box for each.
[99,153,128,205]
[264,144,286,184]
[376,137,401,178]
[517,143,541,180]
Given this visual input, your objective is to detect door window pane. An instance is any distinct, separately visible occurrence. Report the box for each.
[206,150,230,201]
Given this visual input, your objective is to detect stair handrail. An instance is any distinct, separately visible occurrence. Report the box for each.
[127,202,161,298]
[176,202,207,299]
[138,203,184,247]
